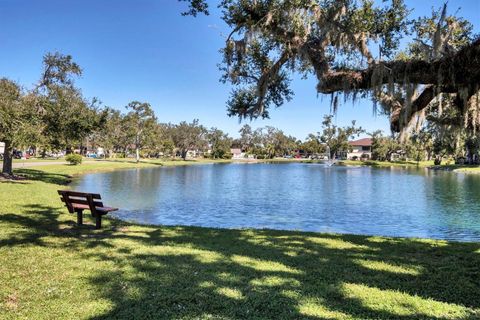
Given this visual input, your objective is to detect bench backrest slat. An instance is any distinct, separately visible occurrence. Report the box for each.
[58,190,101,199]
[58,190,104,214]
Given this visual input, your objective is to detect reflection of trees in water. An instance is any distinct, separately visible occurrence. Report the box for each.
[424,171,480,239]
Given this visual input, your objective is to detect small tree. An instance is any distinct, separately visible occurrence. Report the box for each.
[371,130,400,161]
[318,115,364,159]
[97,108,124,158]
[124,101,156,163]
[302,134,326,157]
[208,128,232,159]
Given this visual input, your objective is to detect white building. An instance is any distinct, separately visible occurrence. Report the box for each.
[0,142,5,155]
[230,148,244,159]
[347,138,372,160]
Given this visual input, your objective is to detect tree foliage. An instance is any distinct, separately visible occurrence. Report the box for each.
[301,133,325,155]
[42,86,100,152]
[370,130,399,161]
[171,119,207,159]
[182,0,479,138]
[124,101,157,162]
[318,115,363,158]
[0,79,38,174]
[208,127,233,159]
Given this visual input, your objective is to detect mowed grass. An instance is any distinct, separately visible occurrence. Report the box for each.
[1,162,479,319]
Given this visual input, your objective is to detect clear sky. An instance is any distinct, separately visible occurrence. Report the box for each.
[0,0,478,139]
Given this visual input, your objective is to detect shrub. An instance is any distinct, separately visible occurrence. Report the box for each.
[222,152,233,159]
[65,154,83,165]
[434,158,442,166]
[256,154,265,159]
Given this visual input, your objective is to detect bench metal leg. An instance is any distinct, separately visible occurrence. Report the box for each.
[76,210,83,225]
[95,215,102,229]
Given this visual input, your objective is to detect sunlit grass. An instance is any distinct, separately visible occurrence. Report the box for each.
[341,283,472,319]
[1,162,479,319]
[353,259,423,275]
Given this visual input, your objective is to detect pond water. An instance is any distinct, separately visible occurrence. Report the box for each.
[71,163,480,241]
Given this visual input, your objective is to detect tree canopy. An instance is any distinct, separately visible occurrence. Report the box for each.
[182,0,479,137]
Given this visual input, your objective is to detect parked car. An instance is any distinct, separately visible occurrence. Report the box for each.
[13,150,30,159]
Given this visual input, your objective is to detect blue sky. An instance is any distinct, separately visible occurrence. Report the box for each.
[0,0,479,139]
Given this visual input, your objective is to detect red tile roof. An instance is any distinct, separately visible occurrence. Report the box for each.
[349,138,372,146]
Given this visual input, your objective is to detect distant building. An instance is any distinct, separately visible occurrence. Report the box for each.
[347,138,372,160]
[0,142,4,155]
[230,148,244,159]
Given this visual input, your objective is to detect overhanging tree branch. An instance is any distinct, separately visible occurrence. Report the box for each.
[316,38,480,93]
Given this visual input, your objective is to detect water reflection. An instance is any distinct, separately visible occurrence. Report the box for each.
[72,163,480,241]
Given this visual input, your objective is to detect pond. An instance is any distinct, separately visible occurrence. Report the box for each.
[72,163,480,241]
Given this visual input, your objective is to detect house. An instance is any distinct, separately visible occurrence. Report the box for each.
[230,148,244,159]
[347,138,372,160]
[0,142,4,155]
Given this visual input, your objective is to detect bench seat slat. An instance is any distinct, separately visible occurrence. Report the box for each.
[71,203,118,213]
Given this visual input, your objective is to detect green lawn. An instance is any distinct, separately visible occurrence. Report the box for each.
[1,162,479,319]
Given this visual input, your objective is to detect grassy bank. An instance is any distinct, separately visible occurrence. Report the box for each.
[321,159,480,173]
[333,160,435,167]
[439,165,480,174]
[1,161,479,319]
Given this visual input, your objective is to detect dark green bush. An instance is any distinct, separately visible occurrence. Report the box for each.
[222,152,233,159]
[65,154,83,165]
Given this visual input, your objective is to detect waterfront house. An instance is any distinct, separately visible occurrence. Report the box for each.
[230,148,244,159]
[347,138,372,160]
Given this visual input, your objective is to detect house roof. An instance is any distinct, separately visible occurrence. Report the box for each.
[349,138,372,146]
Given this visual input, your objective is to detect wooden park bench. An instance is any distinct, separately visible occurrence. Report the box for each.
[58,190,118,229]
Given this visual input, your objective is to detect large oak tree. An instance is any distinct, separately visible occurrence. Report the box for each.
[182,0,480,136]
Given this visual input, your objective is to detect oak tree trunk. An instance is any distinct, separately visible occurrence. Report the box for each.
[2,140,13,175]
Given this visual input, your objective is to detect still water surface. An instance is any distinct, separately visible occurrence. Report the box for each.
[72,163,480,241]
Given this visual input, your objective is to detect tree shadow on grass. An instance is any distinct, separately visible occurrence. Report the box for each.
[0,203,119,249]
[13,168,72,185]
[2,205,480,319]
[81,227,480,319]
